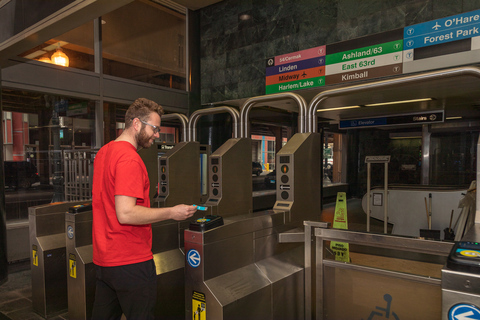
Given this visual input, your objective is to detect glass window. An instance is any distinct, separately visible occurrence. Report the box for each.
[19,21,95,72]
[430,131,478,186]
[2,88,95,221]
[102,0,186,90]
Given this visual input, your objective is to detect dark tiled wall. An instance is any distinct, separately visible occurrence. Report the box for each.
[199,0,480,104]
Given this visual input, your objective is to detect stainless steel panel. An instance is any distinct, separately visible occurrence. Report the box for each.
[442,269,480,294]
[205,264,270,307]
[204,232,254,281]
[204,137,252,217]
[315,228,453,256]
[76,245,93,264]
[29,201,88,318]
[202,216,254,243]
[153,248,184,274]
[442,289,480,320]
[274,132,322,223]
[271,269,304,320]
[152,220,180,253]
[312,226,454,320]
[254,229,302,262]
[35,213,66,236]
[156,141,201,206]
[36,233,65,251]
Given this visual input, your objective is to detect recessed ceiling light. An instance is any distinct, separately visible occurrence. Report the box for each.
[317,106,361,112]
[365,98,433,107]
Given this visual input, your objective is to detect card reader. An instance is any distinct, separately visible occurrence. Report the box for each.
[68,203,92,213]
[446,241,480,273]
[189,215,223,232]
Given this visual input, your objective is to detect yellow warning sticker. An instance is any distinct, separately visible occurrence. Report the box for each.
[192,290,206,320]
[69,254,76,278]
[330,192,350,262]
[32,245,38,267]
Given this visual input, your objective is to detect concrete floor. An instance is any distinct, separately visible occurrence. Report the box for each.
[0,197,386,320]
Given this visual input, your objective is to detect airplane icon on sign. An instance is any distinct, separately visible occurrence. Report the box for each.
[432,22,441,30]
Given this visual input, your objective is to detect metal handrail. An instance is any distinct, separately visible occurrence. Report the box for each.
[161,113,189,142]
[239,92,307,138]
[306,66,480,132]
[188,106,240,142]
[309,225,453,320]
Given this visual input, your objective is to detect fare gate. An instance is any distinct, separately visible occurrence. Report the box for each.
[65,203,94,320]
[29,200,85,318]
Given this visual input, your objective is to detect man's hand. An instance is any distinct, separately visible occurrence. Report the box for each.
[170,204,197,221]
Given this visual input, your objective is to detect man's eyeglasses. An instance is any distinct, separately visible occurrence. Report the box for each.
[135,118,160,134]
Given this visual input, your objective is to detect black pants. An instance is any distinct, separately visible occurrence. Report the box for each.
[92,259,157,320]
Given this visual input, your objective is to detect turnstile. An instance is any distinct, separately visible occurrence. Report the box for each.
[65,203,94,320]
[203,137,252,217]
[184,210,304,320]
[29,200,85,318]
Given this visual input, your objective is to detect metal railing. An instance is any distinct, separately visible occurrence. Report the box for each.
[63,149,98,201]
[281,222,454,319]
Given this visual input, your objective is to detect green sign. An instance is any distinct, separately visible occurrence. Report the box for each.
[265,76,325,94]
[326,40,403,65]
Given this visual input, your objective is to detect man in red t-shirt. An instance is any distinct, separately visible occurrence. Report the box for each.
[91,98,196,319]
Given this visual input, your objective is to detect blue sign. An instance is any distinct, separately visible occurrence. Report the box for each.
[404,9,480,49]
[187,249,201,268]
[340,117,387,129]
[67,226,74,239]
[449,304,480,320]
[340,111,443,129]
[266,56,325,76]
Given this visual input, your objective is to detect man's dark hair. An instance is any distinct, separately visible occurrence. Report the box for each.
[125,98,164,129]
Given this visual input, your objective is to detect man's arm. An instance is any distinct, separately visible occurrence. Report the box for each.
[115,195,196,225]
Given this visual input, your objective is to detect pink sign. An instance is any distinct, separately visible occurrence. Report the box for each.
[275,45,326,66]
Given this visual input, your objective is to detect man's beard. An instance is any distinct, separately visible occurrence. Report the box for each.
[136,127,154,149]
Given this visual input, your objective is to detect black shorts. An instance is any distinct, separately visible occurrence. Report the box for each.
[92,259,157,320]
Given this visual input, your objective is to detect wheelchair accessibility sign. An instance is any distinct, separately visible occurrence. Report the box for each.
[187,249,201,268]
[449,304,480,320]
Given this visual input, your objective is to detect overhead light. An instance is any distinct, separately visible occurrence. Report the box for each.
[239,14,251,20]
[446,116,462,120]
[365,98,433,107]
[317,105,361,112]
[51,48,69,67]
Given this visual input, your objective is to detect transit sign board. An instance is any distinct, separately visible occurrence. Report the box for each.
[266,76,324,94]
[273,45,325,66]
[404,9,480,50]
[265,66,325,86]
[266,56,325,77]
[340,111,444,129]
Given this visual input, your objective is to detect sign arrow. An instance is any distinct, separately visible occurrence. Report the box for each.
[455,311,475,320]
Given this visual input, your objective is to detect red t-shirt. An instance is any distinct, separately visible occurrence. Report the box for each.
[92,140,152,267]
